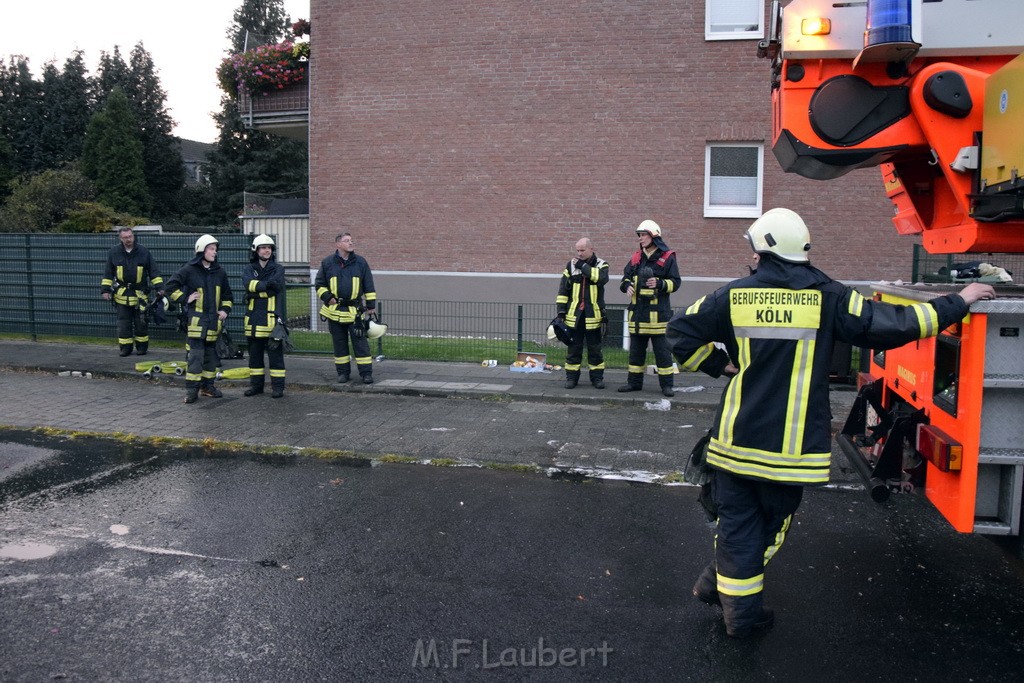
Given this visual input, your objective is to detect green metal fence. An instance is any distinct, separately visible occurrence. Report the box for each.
[1,233,630,367]
[0,233,254,343]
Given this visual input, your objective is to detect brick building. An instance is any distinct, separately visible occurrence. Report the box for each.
[294,0,914,305]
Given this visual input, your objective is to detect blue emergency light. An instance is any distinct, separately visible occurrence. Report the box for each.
[864,0,913,48]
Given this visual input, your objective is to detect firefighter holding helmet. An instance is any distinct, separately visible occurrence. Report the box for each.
[666,208,995,638]
[555,237,610,389]
[242,234,287,398]
[164,234,234,404]
[100,226,164,356]
[314,232,378,384]
[619,219,681,397]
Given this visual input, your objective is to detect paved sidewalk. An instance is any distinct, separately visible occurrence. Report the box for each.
[0,339,733,407]
[0,339,859,482]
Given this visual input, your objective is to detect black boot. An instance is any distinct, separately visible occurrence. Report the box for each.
[722,593,774,638]
[692,565,720,606]
[119,344,133,357]
[661,383,674,397]
[271,378,285,399]
[244,376,265,397]
[135,342,148,356]
[617,383,642,392]
[199,380,223,398]
[590,371,605,389]
[336,372,350,384]
[564,373,579,389]
[184,382,199,404]
[361,374,374,385]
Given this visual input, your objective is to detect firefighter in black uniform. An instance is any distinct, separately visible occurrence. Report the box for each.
[242,234,286,398]
[556,237,610,389]
[100,227,164,356]
[618,220,681,397]
[314,232,377,384]
[666,208,996,638]
[165,234,234,404]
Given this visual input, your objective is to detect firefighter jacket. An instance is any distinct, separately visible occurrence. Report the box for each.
[556,255,609,330]
[620,245,681,335]
[314,250,377,324]
[164,256,234,342]
[665,255,971,486]
[100,243,163,307]
[242,255,285,339]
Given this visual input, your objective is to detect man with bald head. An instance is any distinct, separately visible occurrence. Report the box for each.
[555,237,610,389]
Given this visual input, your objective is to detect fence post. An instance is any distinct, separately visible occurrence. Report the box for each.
[517,305,524,352]
[25,234,37,341]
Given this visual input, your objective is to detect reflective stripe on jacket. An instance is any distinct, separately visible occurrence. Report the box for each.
[164,256,234,341]
[556,256,609,329]
[100,243,163,306]
[620,248,681,335]
[314,251,376,323]
[666,259,970,485]
[243,257,285,338]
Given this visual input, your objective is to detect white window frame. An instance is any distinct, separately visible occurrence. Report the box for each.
[705,0,764,41]
[704,142,764,219]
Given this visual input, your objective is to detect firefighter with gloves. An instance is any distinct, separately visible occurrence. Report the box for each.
[242,234,287,398]
[165,234,235,404]
[556,237,609,389]
[666,208,996,638]
[314,232,378,384]
[619,220,681,396]
[100,227,164,356]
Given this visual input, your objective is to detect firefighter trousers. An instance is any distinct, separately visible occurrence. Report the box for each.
[624,333,673,389]
[115,302,148,353]
[184,338,219,391]
[565,319,604,382]
[247,336,286,392]
[328,320,372,378]
[700,470,802,632]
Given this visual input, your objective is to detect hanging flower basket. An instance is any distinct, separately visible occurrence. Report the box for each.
[218,40,308,99]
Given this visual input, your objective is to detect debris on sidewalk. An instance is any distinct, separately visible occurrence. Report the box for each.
[643,399,672,411]
[57,371,93,378]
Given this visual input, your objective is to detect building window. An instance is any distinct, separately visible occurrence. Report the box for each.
[706,0,763,40]
[705,143,763,218]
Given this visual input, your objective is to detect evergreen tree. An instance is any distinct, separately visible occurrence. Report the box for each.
[0,133,17,203]
[207,0,308,225]
[95,44,183,218]
[227,0,291,52]
[0,56,42,176]
[81,89,151,216]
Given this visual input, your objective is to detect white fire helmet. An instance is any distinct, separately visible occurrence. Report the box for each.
[195,234,219,253]
[251,234,275,251]
[366,319,388,339]
[636,219,662,238]
[745,208,811,263]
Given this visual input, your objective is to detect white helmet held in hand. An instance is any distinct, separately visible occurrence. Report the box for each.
[195,234,219,253]
[366,319,388,339]
[251,234,275,250]
[745,208,811,263]
[636,219,662,238]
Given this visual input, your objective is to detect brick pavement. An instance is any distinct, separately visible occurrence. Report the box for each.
[0,340,860,483]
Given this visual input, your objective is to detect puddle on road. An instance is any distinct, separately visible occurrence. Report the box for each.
[0,542,58,560]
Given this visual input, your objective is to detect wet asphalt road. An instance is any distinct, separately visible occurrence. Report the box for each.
[3,432,1024,681]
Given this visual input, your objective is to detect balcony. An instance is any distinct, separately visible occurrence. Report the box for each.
[239,79,309,141]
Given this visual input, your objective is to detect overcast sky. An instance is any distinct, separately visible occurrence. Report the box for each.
[0,0,309,143]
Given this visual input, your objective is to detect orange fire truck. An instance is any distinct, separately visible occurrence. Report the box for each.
[759,0,1024,535]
